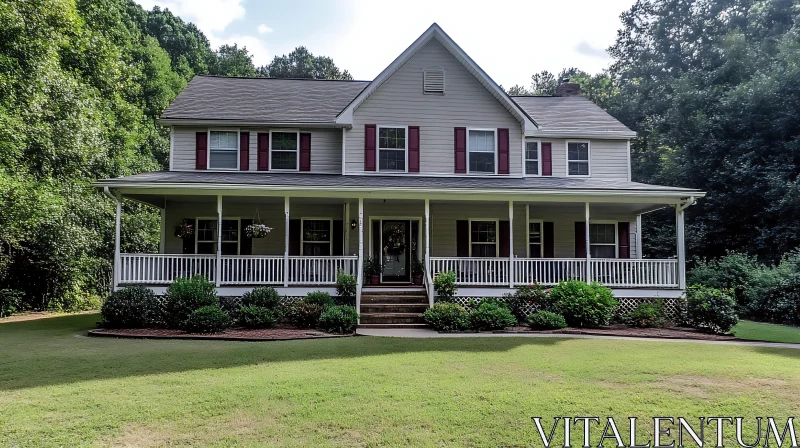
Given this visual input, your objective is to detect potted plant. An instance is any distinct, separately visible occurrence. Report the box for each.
[364,257,382,285]
[174,221,194,239]
[411,258,424,285]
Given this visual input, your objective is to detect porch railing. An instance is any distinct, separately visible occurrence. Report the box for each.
[515,258,587,285]
[288,256,358,285]
[119,254,216,285]
[221,256,283,285]
[590,259,678,288]
[429,257,510,286]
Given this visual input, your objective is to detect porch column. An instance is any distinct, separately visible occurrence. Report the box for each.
[356,198,364,315]
[215,195,223,286]
[159,208,166,254]
[676,206,686,289]
[508,200,514,288]
[585,202,591,282]
[284,197,290,287]
[344,202,351,254]
[113,195,121,291]
[425,199,432,306]
[636,214,643,259]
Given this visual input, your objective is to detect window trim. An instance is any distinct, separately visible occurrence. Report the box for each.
[466,127,498,175]
[589,220,618,259]
[566,140,591,177]
[194,217,241,255]
[300,218,334,256]
[376,125,409,173]
[527,219,544,258]
[524,139,542,177]
[269,129,300,172]
[468,219,499,257]
[207,128,240,171]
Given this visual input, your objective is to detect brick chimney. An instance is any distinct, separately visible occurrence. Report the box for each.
[556,79,581,97]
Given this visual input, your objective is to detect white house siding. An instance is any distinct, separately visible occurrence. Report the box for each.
[345,39,523,175]
[533,138,629,180]
[170,127,342,173]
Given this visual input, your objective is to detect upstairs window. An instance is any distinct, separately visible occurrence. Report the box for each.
[271,131,299,170]
[423,66,445,94]
[590,223,616,258]
[567,141,590,176]
[525,141,540,175]
[302,219,332,256]
[470,220,497,257]
[468,129,496,174]
[209,131,238,169]
[378,126,406,171]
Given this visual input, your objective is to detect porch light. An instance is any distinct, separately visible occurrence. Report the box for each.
[350,219,357,229]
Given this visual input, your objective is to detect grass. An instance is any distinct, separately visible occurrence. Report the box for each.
[732,319,800,344]
[1,314,799,447]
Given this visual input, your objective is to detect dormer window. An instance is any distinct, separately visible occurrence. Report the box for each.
[423,66,445,94]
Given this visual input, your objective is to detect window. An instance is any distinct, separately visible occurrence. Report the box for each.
[470,220,497,257]
[302,219,332,256]
[209,131,238,169]
[423,66,445,94]
[271,131,298,170]
[525,141,539,175]
[468,129,495,173]
[567,141,590,176]
[590,223,616,258]
[378,126,406,171]
[195,219,239,255]
[529,221,543,257]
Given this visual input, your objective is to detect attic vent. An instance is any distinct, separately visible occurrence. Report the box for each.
[423,66,445,94]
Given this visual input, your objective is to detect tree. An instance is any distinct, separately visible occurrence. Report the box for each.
[259,46,353,80]
[505,84,532,96]
[530,70,558,95]
[209,44,257,77]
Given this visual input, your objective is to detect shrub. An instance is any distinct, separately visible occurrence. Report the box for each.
[318,305,359,334]
[550,281,617,328]
[468,300,516,331]
[626,301,666,328]
[505,283,553,323]
[286,300,327,328]
[100,286,162,328]
[305,291,334,307]
[183,305,230,333]
[688,253,761,311]
[241,287,281,309]
[424,302,469,332]
[527,310,568,330]
[334,272,357,306]
[163,276,219,328]
[0,289,22,318]
[686,285,738,334]
[433,271,457,300]
[237,305,280,329]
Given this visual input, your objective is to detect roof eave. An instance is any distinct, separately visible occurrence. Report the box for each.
[526,130,638,139]
[158,118,344,128]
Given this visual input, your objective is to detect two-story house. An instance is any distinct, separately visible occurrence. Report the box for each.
[96,24,704,324]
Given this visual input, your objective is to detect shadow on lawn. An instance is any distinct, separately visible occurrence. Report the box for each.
[0,313,564,391]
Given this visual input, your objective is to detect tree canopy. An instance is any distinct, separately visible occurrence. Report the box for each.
[257,46,353,80]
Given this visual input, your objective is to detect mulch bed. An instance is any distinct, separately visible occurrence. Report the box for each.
[88,326,354,342]
[495,324,736,340]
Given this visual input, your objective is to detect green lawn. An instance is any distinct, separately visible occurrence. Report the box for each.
[1,314,799,447]
[732,319,800,344]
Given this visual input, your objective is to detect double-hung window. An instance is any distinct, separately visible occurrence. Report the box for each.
[209,131,238,169]
[525,141,540,175]
[470,220,497,257]
[567,141,590,176]
[528,221,543,258]
[378,126,406,171]
[302,219,332,256]
[195,219,240,255]
[271,131,299,170]
[468,129,496,174]
[589,223,616,258]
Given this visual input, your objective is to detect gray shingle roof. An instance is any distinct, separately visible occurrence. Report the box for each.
[161,76,370,123]
[512,96,635,137]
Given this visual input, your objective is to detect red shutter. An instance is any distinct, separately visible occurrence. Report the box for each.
[333,220,344,256]
[408,126,420,173]
[543,222,555,258]
[239,132,249,171]
[575,222,587,258]
[454,127,466,173]
[498,128,510,174]
[372,220,381,259]
[257,133,269,171]
[195,132,207,170]
[456,220,469,257]
[289,219,301,255]
[499,220,510,257]
[299,133,311,171]
[542,142,552,176]
[618,222,630,259]
[364,124,376,171]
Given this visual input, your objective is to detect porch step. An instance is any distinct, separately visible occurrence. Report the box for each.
[357,323,430,329]
[360,294,428,304]
[359,313,426,325]
[360,303,429,314]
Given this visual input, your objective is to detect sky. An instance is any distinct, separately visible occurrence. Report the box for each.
[134,0,635,88]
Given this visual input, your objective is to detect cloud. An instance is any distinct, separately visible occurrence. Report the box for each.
[575,41,609,59]
[257,24,273,34]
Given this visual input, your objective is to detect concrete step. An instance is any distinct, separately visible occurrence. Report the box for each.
[361,289,425,296]
[360,303,429,314]
[360,295,428,304]
[359,313,426,325]
[357,323,430,329]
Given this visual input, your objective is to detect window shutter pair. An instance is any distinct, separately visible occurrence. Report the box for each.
[364,125,420,172]
[195,132,256,171]
[574,222,631,258]
[255,133,312,172]
[455,220,510,257]
[288,220,345,256]
[454,128,511,174]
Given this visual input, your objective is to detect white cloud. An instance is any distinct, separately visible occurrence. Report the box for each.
[575,41,609,59]
[257,24,273,34]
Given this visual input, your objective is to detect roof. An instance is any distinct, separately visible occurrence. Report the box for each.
[96,171,704,198]
[160,76,369,124]
[512,96,636,138]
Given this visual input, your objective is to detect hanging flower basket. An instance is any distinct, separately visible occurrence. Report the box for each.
[245,223,272,238]
[174,222,194,239]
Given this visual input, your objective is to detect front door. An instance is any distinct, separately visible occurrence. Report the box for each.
[381,220,411,282]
